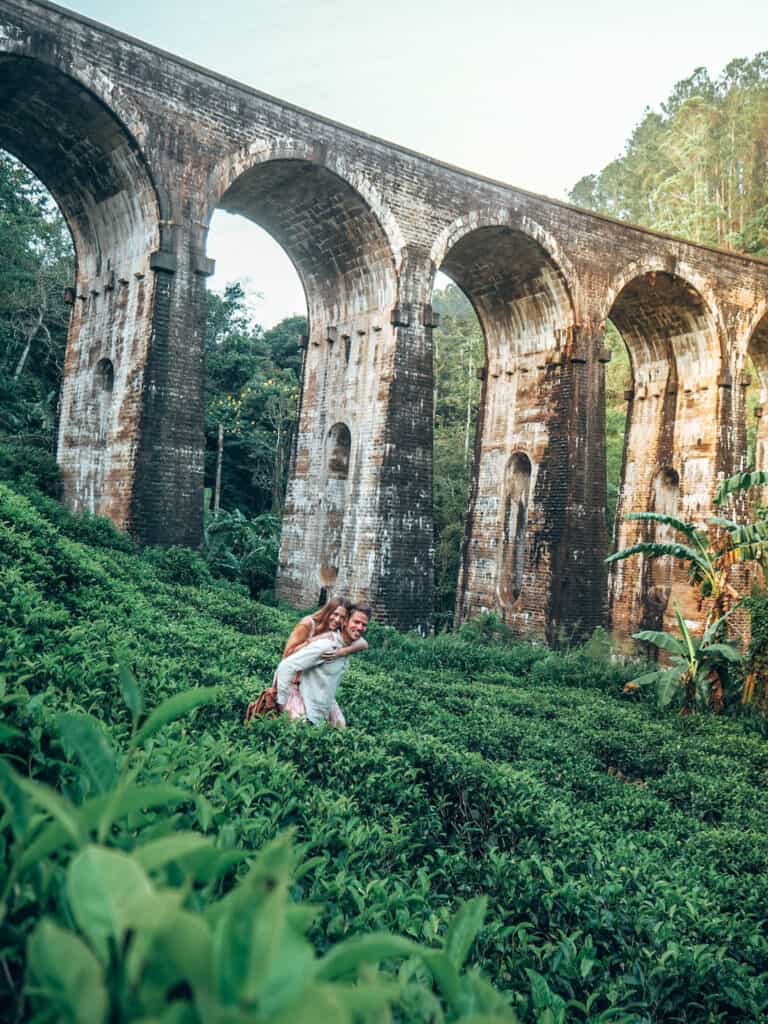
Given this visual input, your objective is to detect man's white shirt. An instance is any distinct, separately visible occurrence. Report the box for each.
[274,631,347,724]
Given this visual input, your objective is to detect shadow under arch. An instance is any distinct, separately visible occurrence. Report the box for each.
[319,422,352,597]
[606,270,722,641]
[208,146,400,325]
[498,451,532,607]
[434,216,577,642]
[0,54,166,533]
[0,54,162,278]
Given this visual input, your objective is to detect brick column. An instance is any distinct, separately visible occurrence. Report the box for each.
[552,322,610,642]
[277,294,434,631]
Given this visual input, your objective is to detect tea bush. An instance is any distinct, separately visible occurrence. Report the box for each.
[2,478,768,1021]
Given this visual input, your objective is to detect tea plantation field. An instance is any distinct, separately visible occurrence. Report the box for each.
[2,477,768,1022]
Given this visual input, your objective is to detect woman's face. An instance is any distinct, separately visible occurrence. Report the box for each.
[327,606,348,631]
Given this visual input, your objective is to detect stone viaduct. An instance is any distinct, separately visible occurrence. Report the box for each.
[3,0,768,643]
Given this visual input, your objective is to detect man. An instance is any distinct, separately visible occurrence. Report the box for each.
[273,604,370,725]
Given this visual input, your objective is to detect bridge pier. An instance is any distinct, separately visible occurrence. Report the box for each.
[607,271,725,641]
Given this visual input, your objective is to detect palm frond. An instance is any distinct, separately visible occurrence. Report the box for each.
[626,669,675,688]
[606,542,710,575]
[726,520,768,545]
[702,642,742,663]
[632,629,686,655]
[714,470,768,506]
[701,604,741,645]
[625,511,698,539]
[672,602,697,666]
[707,516,739,531]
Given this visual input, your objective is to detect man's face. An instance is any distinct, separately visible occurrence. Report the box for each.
[344,611,369,642]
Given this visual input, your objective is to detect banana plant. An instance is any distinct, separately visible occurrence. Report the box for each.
[606,511,732,618]
[607,470,768,637]
[623,603,742,712]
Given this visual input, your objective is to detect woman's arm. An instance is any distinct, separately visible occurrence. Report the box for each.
[283,620,312,658]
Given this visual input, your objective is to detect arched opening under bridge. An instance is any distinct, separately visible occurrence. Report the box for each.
[606,270,722,641]
[211,157,398,613]
[0,55,164,535]
[433,223,576,643]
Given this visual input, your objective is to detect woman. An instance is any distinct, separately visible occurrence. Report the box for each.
[283,598,360,658]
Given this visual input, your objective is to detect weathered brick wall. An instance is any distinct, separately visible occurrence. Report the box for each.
[3,0,768,637]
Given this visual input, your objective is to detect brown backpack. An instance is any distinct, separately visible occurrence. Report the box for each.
[245,685,280,722]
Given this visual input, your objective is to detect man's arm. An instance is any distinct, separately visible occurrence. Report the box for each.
[321,637,368,661]
[275,638,336,704]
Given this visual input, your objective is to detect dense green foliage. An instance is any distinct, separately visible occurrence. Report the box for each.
[3,464,768,1021]
[204,284,305,518]
[0,153,72,443]
[431,286,484,625]
[570,54,768,256]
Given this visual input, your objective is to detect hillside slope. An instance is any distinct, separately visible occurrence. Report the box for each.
[2,479,768,1022]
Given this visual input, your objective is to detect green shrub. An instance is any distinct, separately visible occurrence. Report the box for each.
[0,438,61,496]
[142,544,213,586]
[3,474,768,1023]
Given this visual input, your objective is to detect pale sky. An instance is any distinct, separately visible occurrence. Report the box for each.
[60,0,768,324]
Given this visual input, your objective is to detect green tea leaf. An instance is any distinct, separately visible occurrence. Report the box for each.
[0,757,30,838]
[28,918,108,1024]
[214,881,287,1003]
[131,687,221,749]
[443,895,487,970]
[134,832,216,875]
[526,967,553,1010]
[316,933,421,980]
[18,777,81,846]
[20,784,193,872]
[118,657,143,721]
[67,846,153,962]
[56,712,118,794]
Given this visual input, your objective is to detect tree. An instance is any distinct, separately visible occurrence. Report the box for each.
[0,153,74,443]
[608,470,768,711]
[431,285,484,624]
[203,283,305,517]
[569,53,768,253]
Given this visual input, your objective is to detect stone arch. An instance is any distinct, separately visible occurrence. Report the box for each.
[0,53,164,531]
[600,256,724,337]
[429,207,580,312]
[0,54,162,280]
[606,269,722,639]
[216,145,406,616]
[206,140,401,325]
[438,214,576,640]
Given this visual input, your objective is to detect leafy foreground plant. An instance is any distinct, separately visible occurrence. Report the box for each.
[0,671,517,1023]
[606,469,768,710]
[625,603,742,712]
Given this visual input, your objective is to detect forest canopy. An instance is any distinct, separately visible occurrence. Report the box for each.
[569,53,768,256]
